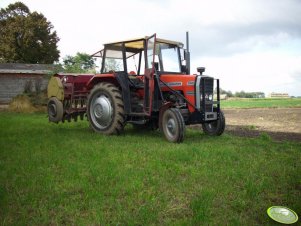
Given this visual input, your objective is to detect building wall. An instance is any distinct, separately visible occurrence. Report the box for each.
[268,92,289,98]
[0,73,49,104]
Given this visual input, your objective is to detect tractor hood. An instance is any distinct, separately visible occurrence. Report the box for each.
[159,74,196,88]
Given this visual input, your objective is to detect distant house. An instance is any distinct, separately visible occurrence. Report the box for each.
[214,94,228,100]
[268,92,289,98]
[0,63,58,104]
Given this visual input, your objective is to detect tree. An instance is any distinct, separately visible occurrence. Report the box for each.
[215,88,233,97]
[0,2,60,63]
[62,52,96,73]
[234,91,265,98]
[104,58,122,72]
[235,90,246,98]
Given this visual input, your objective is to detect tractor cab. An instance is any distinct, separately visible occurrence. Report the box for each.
[92,36,186,76]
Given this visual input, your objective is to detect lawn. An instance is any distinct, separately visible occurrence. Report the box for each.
[222,98,301,109]
[0,112,300,225]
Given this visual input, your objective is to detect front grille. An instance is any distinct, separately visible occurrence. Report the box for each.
[201,78,214,94]
[195,75,219,121]
[200,77,214,112]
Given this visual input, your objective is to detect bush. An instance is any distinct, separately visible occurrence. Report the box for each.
[28,90,48,106]
[21,78,48,111]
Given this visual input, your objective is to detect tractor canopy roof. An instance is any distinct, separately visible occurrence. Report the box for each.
[105,36,184,49]
[92,36,184,58]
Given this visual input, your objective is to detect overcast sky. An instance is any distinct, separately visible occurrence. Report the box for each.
[1,0,301,96]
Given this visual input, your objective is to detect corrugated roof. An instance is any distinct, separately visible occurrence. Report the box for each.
[0,63,60,74]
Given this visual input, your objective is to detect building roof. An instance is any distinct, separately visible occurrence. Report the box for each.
[0,63,59,74]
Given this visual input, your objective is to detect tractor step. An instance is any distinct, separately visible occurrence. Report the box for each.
[127,120,147,125]
[129,112,147,116]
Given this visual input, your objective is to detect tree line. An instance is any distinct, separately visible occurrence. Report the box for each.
[218,89,265,98]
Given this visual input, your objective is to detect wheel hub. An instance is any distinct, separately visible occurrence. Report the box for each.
[208,123,212,129]
[91,95,112,129]
[94,104,104,118]
[166,118,176,136]
[49,103,57,116]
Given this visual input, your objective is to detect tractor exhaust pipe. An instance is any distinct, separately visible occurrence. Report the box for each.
[186,31,190,75]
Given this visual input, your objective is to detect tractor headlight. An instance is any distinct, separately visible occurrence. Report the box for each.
[208,94,213,101]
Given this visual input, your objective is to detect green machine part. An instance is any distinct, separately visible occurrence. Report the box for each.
[47,77,64,101]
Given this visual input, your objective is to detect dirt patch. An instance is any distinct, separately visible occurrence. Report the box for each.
[223,108,301,142]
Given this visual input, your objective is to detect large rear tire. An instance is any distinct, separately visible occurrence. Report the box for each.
[48,97,63,123]
[87,83,125,135]
[162,108,185,143]
[202,111,225,136]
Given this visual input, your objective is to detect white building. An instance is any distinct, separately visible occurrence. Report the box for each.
[268,92,289,98]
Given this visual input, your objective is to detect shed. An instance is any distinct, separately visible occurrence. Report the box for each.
[268,92,290,98]
[0,63,58,104]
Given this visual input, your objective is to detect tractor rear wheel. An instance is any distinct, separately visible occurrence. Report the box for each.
[202,111,225,136]
[162,108,185,143]
[87,82,125,135]
[47,97,63,123]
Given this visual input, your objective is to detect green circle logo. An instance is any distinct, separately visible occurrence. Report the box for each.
[267,206,298,224]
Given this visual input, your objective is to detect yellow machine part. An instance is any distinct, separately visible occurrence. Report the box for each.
[47,77,64,101]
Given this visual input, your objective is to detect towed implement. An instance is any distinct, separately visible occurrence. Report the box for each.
[47,33,225,143]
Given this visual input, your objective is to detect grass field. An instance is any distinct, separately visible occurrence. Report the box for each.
[0,112,300,225]
[222,98,301,109]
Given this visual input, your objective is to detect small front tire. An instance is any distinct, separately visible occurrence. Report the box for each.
[202,111,225,136]
[162,108,185,143]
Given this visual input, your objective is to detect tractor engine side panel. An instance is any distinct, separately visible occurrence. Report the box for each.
[159,74,196,112]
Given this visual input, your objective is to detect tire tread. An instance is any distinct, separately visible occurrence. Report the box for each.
[87,82,125,135]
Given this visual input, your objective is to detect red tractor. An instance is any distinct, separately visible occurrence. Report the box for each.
[47,33,225,143]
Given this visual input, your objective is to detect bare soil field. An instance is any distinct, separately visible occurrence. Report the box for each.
[224,108,301,142]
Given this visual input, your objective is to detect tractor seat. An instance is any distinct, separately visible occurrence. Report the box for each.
[128,73,144,88]
[129,71,137,76]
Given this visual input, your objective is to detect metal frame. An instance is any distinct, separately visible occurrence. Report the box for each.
[195,75,202,110]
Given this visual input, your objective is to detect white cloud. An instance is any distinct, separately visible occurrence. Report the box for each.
[194,51,301,96]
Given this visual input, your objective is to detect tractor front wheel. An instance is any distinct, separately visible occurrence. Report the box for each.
[202,111,225,136]
[87,82,125,135]
[47,97,63,123]
[162,108,185,143]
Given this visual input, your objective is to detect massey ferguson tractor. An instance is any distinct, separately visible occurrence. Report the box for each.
[47,33,225,143]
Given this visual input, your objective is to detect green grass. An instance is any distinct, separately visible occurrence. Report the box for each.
[222,98,301,109]
[0,113,300,225]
